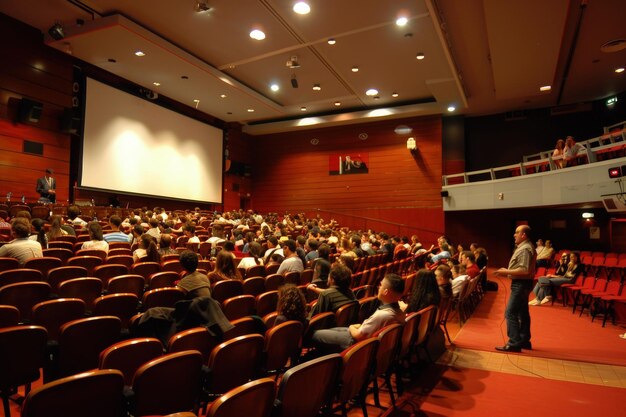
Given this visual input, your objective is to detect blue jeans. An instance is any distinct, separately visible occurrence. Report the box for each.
[533,276,571,301]
[505,279,532,347]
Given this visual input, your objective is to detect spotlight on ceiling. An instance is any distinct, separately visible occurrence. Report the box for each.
[194,1,211,12]
[286,55,300,69]
[48,22,65,40]
[291,74,299,88]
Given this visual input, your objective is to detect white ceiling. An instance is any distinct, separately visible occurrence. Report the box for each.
[1,0,624,134]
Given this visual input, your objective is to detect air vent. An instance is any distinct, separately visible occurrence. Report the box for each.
[550,103,592,116]
[600,39,626,53]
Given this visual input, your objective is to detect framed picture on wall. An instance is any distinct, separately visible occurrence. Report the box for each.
[329,153,369,175]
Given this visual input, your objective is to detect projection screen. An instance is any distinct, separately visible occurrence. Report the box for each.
[80,78,223,203]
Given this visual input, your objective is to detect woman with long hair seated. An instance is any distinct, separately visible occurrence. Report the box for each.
[81,221,109,253]
[207,250,243,284]
[237,241,263,269]
[133,234,161,263]
[30,218,48,249]
[529,251,583,305]
[400,269,441,313]
[275,284,308,326]
[46,215,68,241]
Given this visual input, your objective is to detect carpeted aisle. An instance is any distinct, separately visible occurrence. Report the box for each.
[453,275,626,366]
[418,366,624,417]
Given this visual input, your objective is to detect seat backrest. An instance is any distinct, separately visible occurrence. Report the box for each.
[414,305,437,347]
[75,249,108,260]
[0,281,51,322]
[93,293,140,329]
[358,296,380,323]
[21,369,124,417]
[131,350,203,417]
[131,261,161,279]
[274,353,342,417]
[373,323,403,377]
[0,256,20,272]
[167,326,217,364]
[299,268,314,285]
[206,334,264,395]
[0,325,48,389]
[42,248,75,264]
[246,264,266,278]
[0,304,20,328]
[335,301,360,327]
[399,311,420,358]
[303,312,336,347]
[255,290,279,317]
[211,279,244,303]
[141,287,185,310]
[148,271,179,290]
[264,273,284,291]
[223,316,262,340]
[161,260,184,273]
[207,377,276,417]
[57,277,103,310]
[32,298,86,341]
[284,271,300,285]
[243,276,266,296]
[67,255,104,275]
[23,257,63,276]
[93,263,130,286]
[338,338,379,403]
[99,337,163,386]
[107,274,145,297]
[0,268,45,287]
[105,254,134,268]
[222,295,256,321]
[58,316,122,377]
[264,320,304,373]
[47,266,89,291]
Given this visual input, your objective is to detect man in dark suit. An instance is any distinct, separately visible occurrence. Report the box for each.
[36,168,56,203]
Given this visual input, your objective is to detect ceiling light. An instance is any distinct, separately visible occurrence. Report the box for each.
[270,84,279,92]
[447,106,456,112]
[249,29,265,40]
[134,51,146,57]
[48,22,65,40]
[334,102,341,106]
[373,96,380,100]
[312,84,321,91]
[351,66,359,72]
[540,85,551,91]
[181,75,189,79]
[300,106,307,111]
[327,38,336,45]
[247,109,255,112]
[220,94,227,98]
[396,17,408,26]
[366,88,378,96]
[582,212,595,219]
[392,92,399,98]
[194,1,211,12]
[153,82,160,86]
[616,67,625,73]
[293,2,311,14]
[416,52,425,60]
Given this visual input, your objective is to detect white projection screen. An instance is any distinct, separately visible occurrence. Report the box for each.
[81,78,223,203]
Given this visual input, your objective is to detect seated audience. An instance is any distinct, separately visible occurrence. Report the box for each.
[529,251,583,305]
[133,234,161,263]
[563,135,586,167]
[67,205,88,227]
[461,251,480,278]
[237,241,264,269]
[176,250,211,299]
[400,269,441,313]
[275,284,308,326]
[552,138,565,168]
[30,218,47,249]
[158,234,178,256]
[536,239,554,268]
[0,218,43,265]
[208,250,243,284]
[311,258,331,287]
[81,221,109,253]
[276,239,304,274]
[46,215,68,241]
[312,273,405,351]
[103,215,131,243]
[451,264,470,297]
[307,263,356,318]
[435,264,453,299]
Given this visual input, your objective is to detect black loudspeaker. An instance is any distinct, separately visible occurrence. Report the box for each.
[61,108,81,134]
[18,98,43,123]
[440,190,449,197]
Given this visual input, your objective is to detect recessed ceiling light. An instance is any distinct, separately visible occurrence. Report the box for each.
[249,29,265,40]
[220,94,227,98]
[327,38,336,45]
[300,106,307,111]
[334,102,341,106]
[447,106,456,112]
[392,92,399,97]
[293,2,311,14]
[540,85,551,91]
[366,88,378,96]
[134,51,145,57]
[247,108,255,112]
[351,66,359,72]
[396,17,408,26]
[153,82,160,86]
[416,52,425,60]
[270,84,279,92]
[616,67,625,73]
[312,84,321,91]
[193,99,200,103]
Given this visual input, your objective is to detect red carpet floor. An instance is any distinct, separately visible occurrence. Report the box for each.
[453,276,626,366]
[417,366,624,417]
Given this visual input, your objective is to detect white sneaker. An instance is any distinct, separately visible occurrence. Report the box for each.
[540,296,552,305]
[528,299,539,306]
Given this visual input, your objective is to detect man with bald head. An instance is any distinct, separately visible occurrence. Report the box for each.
[495,225,535,353]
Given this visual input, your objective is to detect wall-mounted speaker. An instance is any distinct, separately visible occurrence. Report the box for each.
[18,98,43,123]
[440,190,449,197]
[61,108,81,134]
